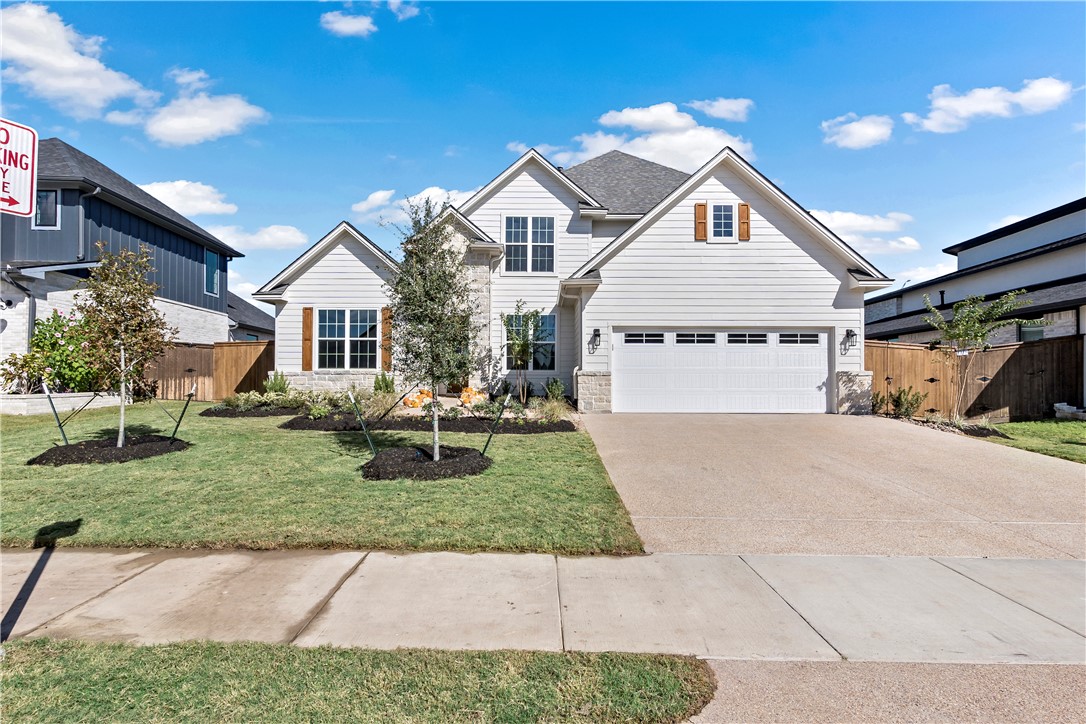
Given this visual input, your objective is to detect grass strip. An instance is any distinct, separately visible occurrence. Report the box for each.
[1,639,715,723]
[992,420,1086,464]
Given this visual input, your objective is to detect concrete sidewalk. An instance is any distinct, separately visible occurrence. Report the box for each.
[3,548,1083,665]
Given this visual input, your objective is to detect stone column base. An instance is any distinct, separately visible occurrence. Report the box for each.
[575,371,612,413]
[837,370,873,415]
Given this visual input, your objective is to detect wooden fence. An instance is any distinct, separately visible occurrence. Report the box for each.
[148,341,275,401]
[865,336,1083,421]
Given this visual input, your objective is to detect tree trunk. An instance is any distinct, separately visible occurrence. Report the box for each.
[117,344,126,448]
[432,379,440,461]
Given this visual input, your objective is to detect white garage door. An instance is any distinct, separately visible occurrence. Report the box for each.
[613,329,830,413]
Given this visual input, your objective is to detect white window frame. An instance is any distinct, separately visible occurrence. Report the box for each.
[502,215,556,275]
[204,248,220,297]
[31,189,61,230]
[504,312,557,371]
[315,308,380,371]
[708,202,736,244]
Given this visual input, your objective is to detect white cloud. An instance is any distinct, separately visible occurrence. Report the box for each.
[820,113,894,149]
[888,261,956,286]
[321,11,378,37]
[388,1,420,21]
[0,2,158,119]
[351,189,397,214]
[167,67,210,92]
[145,92,268,146]
[686,97,755,122]
[902,77,1074,133]
[138,180,238,216]
[207,224,309,251]
[989,214,1025,230]
[811,209,921,255]
[514,101,754,172]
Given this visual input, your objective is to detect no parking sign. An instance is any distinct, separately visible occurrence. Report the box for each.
[0,117,38,218]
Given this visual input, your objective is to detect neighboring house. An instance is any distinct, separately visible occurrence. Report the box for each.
[865,197,1086,344]
[227,292,275,341]
[255,147,892,413]
[0,138,243,357]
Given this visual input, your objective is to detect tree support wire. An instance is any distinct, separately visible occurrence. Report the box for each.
[346,390,377,457]
[481,394,512,457]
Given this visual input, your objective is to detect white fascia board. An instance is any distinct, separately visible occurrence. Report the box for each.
[255,221,398,295]
[459,149,601,215]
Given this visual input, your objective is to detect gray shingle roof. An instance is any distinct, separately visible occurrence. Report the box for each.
[561,150,689,215]
[38,138,242,257]
[227,291,275,334]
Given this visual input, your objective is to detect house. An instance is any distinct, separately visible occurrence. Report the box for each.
[227,292,275,341]
[255,147,893,413]
[865,197,1086,344]
[0,138,243,357]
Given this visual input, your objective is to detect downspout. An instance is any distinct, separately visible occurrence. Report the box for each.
[77,187,102,261]
[558,284,582,401]
[2,269,36,349]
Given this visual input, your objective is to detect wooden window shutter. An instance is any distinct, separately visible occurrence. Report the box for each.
[694,202,707,241]
[738,203,751,241]
[301,307,313,371]
[381,306,393,372]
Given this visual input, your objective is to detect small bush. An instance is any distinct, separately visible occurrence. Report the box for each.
[1,310,99,393]
[373,372,395,394]
[494,380,512,399]
[306,402,331,420]
[888,386,928,419]
[544,377,565,401]
[264,371,290,394]
[441,406,462,420]
[529,396,571,423]
[356,390,401,420]
[472,399,503,418]
[871,391,888,415]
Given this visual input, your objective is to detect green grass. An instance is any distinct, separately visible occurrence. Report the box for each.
[991,419,1086,464]
[1,639,715,723]
[0,403,642,554]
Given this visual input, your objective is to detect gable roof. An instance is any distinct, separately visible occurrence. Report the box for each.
[437,206,498,246]
[458,148,601,215]
[569,146,891,284]
[561,151,689,215]
[38,138,242,258]
[227,291,274,334]
[254,221,398,298]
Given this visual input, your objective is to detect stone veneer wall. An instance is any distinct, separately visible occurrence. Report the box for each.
[575,370,611,413]
[286,370,381,391]
[836,370,873,415]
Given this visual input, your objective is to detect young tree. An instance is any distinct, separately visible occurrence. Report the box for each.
[501,299,544,404]
[385,199,478,461]
[923,289,1039,420]
[76,242,177,447]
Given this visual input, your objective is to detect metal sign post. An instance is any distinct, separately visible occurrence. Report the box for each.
[0,118,38,219]
[169,383,198,443]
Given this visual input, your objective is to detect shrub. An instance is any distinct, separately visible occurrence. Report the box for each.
[373,372,395,394]
[356,390,401,420]
[544,377,565,401]
[871,391,888,415]
[472,399,502,419]
[441,405,462,421]
[0,310,100,393]
[529,395,571,423]
[264,371,290,394]
[888,386,928,419]
[306,402,331,420]
[494,380,512,399]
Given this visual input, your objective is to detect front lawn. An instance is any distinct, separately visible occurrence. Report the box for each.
[1,639,714,723]
[0,402,642,554]
[991,419,1086,464]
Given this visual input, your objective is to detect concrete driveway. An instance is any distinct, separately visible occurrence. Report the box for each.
[582,414,1085,558]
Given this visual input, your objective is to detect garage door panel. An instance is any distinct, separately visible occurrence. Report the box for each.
[614,329,830,413]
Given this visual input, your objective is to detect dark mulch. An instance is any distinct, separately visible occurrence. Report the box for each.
[199,406,301,418]
[362,445,492,481]
[280,413,576,434]
[27,435,190,466]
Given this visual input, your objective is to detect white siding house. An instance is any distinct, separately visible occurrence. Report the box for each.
[257,148,892,410]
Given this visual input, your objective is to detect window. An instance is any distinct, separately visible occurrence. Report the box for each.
[1019,322,1045,343]
[204,248,220,296]
[676,333,716,344]
[505,216,555,273]
[33,190,59,229]
[505,313,556,370]
[317,309,379,369]
[711,204,734,240]
[245,333,259,341]
[624,332,665,344]
[779,333,820,345]
[727,332,767,345]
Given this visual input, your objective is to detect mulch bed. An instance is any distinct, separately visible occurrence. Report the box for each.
[199,406,301,418]
[280,413,576,434]
[27,435,191,466]
[362,445,492,481]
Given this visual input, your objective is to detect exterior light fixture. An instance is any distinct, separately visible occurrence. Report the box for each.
[590,328,601,346]
[843,329,858,351]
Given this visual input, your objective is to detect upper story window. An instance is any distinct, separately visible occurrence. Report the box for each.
[1019,321,1045,343]
[32,190,59,229]
[504,216,554,273]
[505,313,556,371]
[712,204,734,240]
[204,248,220,296]
[317,309,379,370]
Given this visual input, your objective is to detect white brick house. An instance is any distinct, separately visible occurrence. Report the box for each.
[255,147,892,412]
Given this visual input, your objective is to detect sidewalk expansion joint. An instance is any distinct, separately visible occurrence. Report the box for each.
[738,555,846,661]
[929,557,1086,639]
[288,551,369,645]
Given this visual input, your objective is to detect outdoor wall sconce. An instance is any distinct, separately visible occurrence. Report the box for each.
[842,328,858,352]
[589,328,601,353]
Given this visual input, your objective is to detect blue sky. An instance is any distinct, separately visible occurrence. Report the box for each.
[2,1,1083,305]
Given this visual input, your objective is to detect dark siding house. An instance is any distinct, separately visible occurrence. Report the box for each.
[1,138,243,355]
[227,291,275,341]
